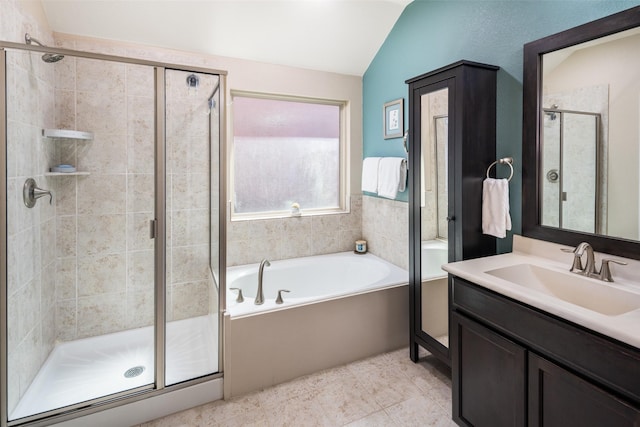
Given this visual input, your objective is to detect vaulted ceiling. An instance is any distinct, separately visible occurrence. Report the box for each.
[40,0,413,76]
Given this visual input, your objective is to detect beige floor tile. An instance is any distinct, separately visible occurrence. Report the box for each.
[142,347,453,427]
[344,409,398,427]
[385,395,455,427]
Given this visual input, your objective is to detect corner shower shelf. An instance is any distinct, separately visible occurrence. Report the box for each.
[44,171,90,177]
[42,128,94,140]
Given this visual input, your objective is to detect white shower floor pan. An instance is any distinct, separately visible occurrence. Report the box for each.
[10,315,218,421]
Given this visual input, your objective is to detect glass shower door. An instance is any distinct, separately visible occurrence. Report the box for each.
[4,48,157,421]
[164,69,220,385]
[541,110,600,233]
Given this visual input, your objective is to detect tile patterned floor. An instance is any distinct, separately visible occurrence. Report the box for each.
[138,348,454,427]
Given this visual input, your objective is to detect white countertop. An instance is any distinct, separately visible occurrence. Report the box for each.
[442,235,640,349]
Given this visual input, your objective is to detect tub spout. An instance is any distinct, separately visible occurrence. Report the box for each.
[256,259,271,305]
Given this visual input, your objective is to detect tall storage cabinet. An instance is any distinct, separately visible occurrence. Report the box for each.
[406,61,499,364]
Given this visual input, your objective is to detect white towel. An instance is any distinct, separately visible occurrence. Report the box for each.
[482,178,512,238]
[377,157,407,199]
[362,157,381,193]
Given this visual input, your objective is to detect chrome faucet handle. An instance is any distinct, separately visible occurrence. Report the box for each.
[275,289,290,304]
[561,248,583,272]
[597,259,627,282]
[23,178,53,208]
[230,287,244,303]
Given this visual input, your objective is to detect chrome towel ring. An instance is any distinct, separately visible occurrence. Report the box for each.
[486,157,514,181]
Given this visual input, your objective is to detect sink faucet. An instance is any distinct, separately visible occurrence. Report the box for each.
[563,242,627,282]
[574,242,597,276]
[255,259,270,305]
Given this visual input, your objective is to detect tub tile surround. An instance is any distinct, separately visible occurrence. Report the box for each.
[139,348,454,427]
[226,194,363,266]
[226,192,409,270]
[362,195,409,271]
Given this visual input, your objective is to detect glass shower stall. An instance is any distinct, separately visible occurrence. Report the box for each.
[1,40,225,425]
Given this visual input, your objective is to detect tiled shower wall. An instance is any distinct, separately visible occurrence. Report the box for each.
[6,51,57,416]
[4,6,58,414]
[53,57,157,340]
[51,51,216,341]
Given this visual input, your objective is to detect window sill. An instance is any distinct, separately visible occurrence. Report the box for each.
[231,208,350,222]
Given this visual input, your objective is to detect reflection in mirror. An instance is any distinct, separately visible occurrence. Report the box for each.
[420,88,449,348]
[541,109,601,234]
[540,26,640,241]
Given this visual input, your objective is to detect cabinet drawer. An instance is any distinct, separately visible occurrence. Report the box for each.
[452,276,640,404]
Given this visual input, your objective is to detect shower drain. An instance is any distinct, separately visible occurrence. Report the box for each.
[124,366,145,378]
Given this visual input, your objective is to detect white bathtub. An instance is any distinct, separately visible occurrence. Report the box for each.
[224,251,410,397]
[421,239,448,280]
[226,251,408,317]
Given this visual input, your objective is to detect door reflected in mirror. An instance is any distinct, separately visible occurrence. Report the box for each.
[420,87,449,348]
[541,109,601,234]
[540,26,640,241]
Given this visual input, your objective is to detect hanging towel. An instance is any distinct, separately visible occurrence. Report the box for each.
[482,178,512,238]
[377,157,407,199]
[362,157,381,193]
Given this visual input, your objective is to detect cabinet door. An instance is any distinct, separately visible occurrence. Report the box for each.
[529,353,640,427]
[452,312,526,427]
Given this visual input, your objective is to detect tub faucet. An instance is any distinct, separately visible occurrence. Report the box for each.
[255,259,271,305]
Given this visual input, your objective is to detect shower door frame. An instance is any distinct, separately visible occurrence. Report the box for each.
[0,41,227,427]
[542,108,602,234]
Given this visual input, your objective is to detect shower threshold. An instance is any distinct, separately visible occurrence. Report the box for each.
[10,315,218,421]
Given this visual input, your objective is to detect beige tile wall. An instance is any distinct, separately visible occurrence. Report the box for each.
[3,0,58,414]
[362,196,409,270]
[166,69,218,321]
[226,194,363,266]
[51,56,155,340]
[51,53,217,341]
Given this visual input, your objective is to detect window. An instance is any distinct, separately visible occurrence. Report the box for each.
[231,92,346,218]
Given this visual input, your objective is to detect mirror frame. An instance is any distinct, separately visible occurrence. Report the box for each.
[522,6,640,260]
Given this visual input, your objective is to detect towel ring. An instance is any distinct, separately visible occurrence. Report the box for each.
[486,157,514,181]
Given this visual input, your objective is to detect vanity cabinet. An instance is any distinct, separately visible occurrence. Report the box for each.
[406,60,499,365]
[451,276,640,427]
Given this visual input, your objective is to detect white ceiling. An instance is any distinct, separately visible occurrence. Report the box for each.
[40,0,412,76]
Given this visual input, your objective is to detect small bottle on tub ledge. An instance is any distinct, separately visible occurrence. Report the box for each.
[355,239,367,254]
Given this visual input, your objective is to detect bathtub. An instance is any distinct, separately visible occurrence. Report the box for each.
[223,251,409,398]
[421,239,448,280]
[226,251,408,317]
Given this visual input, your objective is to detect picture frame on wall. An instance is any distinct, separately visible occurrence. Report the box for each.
[383,98,404,139]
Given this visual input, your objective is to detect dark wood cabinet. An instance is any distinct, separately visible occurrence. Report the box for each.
[452,312,526,427]
[406,61,499,365]
[529,353,640,427]
[451,276,640,427]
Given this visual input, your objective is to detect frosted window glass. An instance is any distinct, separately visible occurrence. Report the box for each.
[232,95,342,215]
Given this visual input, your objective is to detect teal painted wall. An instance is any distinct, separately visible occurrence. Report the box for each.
[363,0,640,251]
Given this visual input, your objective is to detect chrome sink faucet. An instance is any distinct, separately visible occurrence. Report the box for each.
[255,259,271,305]
[574,242,597,276]
[562,242,626,281]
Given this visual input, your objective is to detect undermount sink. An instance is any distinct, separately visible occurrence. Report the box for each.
[485,263,640,316]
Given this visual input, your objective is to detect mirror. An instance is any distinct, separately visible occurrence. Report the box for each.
[420,88,449,349]
[523,6,640,260]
